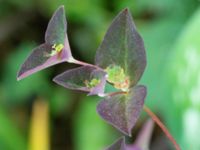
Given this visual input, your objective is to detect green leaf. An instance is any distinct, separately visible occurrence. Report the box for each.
[0,107,26,150]
[164,7,200,150]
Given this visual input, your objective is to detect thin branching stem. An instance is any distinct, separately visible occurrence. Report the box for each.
[73,59,105,71]
[143,105,181,150]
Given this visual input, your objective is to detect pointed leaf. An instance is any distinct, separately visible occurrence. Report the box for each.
[95,9,146,87]
[127,119,154,150]
[97,85,147,136]
[17,40,71,80]
[105,137,141,150]
[133,119,154,150]
[17,6,73,80]
[53,66,106,95]
[105,137,126,150]
[45,6,72,59]
[106,120,153,150]
[45,5,66,45]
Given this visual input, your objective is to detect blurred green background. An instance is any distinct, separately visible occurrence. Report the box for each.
[0,0,200,150]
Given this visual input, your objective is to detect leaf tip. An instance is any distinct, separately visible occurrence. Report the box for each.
[57,5,65,12]
[52,76,58,83]
[17,68,25,81]
[124,8,129,13]
[17,77,21,81]
[105,137,126,150]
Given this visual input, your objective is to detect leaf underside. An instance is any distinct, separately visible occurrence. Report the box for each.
[95,8,146,87]
[17,6,73,80]
[97,85,147,136]
[53,66,106,95]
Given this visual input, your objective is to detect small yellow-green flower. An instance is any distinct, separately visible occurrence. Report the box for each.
[105,65,130,91]
[85,78,101,88]
[45,43,64,57]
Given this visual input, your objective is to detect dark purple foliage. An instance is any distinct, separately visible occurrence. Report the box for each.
[105,137,126,150]
[53,66,106,96]
[97,85,146,136]
[17,6,148,147]
[94,8,147,136]
[105,119,154,150]
[17,6,73,80]
[95,8,146,87]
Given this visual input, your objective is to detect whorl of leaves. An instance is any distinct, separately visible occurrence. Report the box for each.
[17,6,147,137]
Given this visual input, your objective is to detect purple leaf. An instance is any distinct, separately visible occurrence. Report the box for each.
[105,119,154,150]
[95,8,146,87]
[127,119,154,150]
[45,6,66,45]
[97,85,147,136]
[104,137,140,150]
[105,137,126,150]
[87,70,107,96]
[53,66,106,96]
[17,6,73,80]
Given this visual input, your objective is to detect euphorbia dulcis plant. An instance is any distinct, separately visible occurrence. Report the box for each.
[17,6,181,150]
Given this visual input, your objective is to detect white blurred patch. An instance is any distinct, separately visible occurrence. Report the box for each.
[174,46,200,105]
[190,83,200,107]
[184,47,199,72]
[183,108,200,150]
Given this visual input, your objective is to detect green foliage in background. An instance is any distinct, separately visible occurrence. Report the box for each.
[2,43,50,104]
[163,7,200,150]
[0,107,26,150]
[73,97,118,150]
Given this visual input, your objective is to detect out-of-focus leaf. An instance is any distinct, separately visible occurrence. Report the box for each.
[164,6,200,150]
[97,85,147,136]
[53,66,106,96]
[127,119,154,150]
[95,9,146,87]
[17,6,73,80]
[29,100,49,150]
[0,107,26,150]
[49,87,73,115]
[105,119,154,150]
[74,97,117,150]
[2,43,50,103]
[105,137,126,150]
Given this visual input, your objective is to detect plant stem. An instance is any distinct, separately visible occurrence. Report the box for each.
[143,105,181,150]
[73,59,105,71]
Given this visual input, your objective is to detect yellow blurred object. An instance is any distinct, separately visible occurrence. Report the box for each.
[29,99,49,150]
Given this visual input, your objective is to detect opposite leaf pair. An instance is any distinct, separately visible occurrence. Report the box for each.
[17,6,147,136]
[17,6,74,80]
